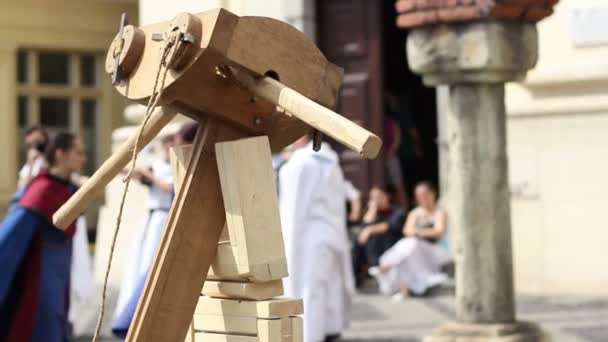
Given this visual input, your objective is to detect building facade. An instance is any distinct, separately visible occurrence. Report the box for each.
[0,0,138,213]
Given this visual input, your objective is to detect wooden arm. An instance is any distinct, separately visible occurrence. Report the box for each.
[53,106,178,230]
[232,68,382,159]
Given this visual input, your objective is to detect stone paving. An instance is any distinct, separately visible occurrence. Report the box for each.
[75,281,608,342]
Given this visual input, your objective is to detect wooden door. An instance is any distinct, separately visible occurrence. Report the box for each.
[317,0,384,198]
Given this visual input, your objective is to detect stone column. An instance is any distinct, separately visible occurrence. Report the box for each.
[396,1,559,340]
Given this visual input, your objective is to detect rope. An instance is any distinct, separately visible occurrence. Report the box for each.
[92,34,179,342]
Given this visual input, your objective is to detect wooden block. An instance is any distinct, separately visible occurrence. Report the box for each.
[215,136,288,282]
[126,120,247,342]
[290,317,303,342]
[202,280,283,300]
[194,332,258,342]
[171,145,231,244]
[257,319,283,342]
[208,244,287,282]
[192,314,258,335]
[195,297,303,319]
[171,138,287,282]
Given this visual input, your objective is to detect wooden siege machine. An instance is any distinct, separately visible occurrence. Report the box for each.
[53,8,381,342]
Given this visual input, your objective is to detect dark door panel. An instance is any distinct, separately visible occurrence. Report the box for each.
[317,0,384,198]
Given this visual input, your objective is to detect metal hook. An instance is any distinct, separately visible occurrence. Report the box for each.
[111,13,129,85]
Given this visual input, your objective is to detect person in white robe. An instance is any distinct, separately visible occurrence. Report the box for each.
[369,181,449,300]
[112,135,175,338]
[278,136,355,342]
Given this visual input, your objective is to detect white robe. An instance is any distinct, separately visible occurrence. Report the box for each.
[112,159,173,330]
[278,142,354,342]
[375,237,450,296]
[69,216,95,323]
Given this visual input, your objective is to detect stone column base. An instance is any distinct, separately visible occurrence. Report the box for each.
[423,321,548,342]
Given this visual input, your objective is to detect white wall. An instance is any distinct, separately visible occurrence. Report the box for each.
[139,0,223,25]
[506,0,608,295]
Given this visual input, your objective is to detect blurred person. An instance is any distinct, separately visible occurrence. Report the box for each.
[386,91,424,200]
[0,133,86,342]
[369,181,449,300]
[278,134,354,342]
[112,134,175,338]
[174,121,199,145]
[18,126,49,188]
[344,179,362,225]
[383,97,408,208]
[353,185,406,284]
[8,127,49,210]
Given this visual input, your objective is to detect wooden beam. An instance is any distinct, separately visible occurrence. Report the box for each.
[193,314,258,335]
[195,297,303,319]
[202,280,283,301]
[126,119,246,342]
[193,333,258,342]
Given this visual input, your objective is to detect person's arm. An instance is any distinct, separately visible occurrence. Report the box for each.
[415,209,447,240]
[362,200,378,224]
[358,221,389,245]
[402,210,417,237]
[137,168,173,192]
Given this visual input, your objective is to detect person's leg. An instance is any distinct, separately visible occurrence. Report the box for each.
[302,245,335,342]
[364,234,383,267]
[352,242,367,287]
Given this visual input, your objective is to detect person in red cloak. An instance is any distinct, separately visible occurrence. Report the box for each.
[0,132,86,342]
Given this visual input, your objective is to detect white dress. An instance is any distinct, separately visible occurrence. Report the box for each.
[278,142,355,342]
[112,159,174,335]
[374,208,450,296]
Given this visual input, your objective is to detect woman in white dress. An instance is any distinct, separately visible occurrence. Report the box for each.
[369,181,449,300]
[112,135,175,338]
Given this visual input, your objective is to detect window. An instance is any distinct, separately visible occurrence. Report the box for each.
[17,49,101,175]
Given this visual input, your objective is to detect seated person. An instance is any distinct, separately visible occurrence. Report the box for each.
[369,181,450,300]
[353,185,405,284]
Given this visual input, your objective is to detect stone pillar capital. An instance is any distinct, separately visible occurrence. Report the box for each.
[407,21,538,85]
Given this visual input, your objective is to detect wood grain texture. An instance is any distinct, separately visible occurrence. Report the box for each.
[195,297,303,319]
[126,119,246,342]
[232,71,382,159]
[193,333,258,342]
[202,280,283,301]
[193,314,258,335]
[171,140,288,282]
[215,136,288,281]
[110,8,344,153]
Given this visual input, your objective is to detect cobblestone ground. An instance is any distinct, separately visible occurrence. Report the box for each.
[75,281,608,342]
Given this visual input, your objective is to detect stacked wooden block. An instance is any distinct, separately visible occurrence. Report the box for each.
[171,137,303,342]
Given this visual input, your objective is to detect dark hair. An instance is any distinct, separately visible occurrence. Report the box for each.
[372,183,397,202]
[178,122,199,144]
[416,181,437,194]
[45,132,76,166]
[24,126,48,140]
[25,126,49,152]
[161,134,175,144]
